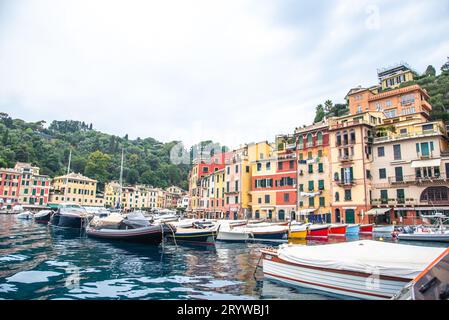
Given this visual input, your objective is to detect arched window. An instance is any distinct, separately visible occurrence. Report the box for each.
[307,133,313,146]
[317,131,323,145]
[298,135,303,149]
[420,187,449,203]
[278,210,285,221]
[335,192,340,202]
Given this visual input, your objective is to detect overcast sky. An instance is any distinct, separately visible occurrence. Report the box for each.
[1,0,448,149]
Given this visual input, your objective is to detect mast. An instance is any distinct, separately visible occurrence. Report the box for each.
[64,148,72,200]
[118,148,124,209]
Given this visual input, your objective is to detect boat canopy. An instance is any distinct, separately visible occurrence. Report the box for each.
[411,159,441,168]
[365,208,390,216]
[277,240,445,279]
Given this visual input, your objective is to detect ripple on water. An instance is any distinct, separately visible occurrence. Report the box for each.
[6,271,62,284]
[0,254,28,263]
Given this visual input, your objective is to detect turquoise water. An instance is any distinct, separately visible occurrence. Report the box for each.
[0,215,446,300]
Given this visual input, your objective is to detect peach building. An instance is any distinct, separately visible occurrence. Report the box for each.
[328,111,384,224]
[370,114,449,224]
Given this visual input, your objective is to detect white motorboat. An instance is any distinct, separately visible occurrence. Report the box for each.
[16,211,34,220]
[216,222,251,242]
[232,224,288,242]
[398,213,449,242]
[373,225,395,233]
[261,240,446,300]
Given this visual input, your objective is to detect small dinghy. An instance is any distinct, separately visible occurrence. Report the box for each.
[373,225,395,233]
[86,213,172,244]
[306,224,330,239]
[345,224,360,235]
[16,211,34,220]
[34,210,53,223]
[288,224,308,240]
[216,222,251,242]
[167,226,219,245]
[359,224,374,234]
[329,224,347,237]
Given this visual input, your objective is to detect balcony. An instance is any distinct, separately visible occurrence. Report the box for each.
[372,198,414,206]
[335,179,355,188]
[338,155,353,162]
[373,127,445,143]
[306,142,314,148]
[389,174,449,185]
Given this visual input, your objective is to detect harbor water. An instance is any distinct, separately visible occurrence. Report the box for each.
[0,215,446,300]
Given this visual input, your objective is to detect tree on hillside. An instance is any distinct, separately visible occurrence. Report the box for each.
[425,65,436,77]
[314,104,325,123]
[441,57,449,72]
[84,150,112,186]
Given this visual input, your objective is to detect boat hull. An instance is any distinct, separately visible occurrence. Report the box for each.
[359,224,374,234]
[397,233,449,242]
[49,212,88,229]
[216,230,250,242]
[34,211,52,223]
[262,252,410,300]
[307,226,329,239]
[252,230,287,240]
[374,225,394,233]
[288,229,307,240]
[86,225,166,244]
[346,224,360,235]
[329,225,347,237]
[168,230,218,244]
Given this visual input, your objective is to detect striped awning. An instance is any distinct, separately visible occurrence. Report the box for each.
[365,208,391,216]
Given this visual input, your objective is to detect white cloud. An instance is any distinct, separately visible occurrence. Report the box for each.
[0,0,448,149]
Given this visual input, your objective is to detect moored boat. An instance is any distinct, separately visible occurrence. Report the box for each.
[329,224,347,237]
[16,211,34,220]
[167,226,219,244]
[49,203,91,229]
[288,224,307,240]
[373,225,395,233]
[86,217,172,244]
[359,224,374,234]
[306,224,329,239]
[34,210,53,223]
[397,213,449,243]
[261,240,446,300]
[345,224,360,235]
[216,222,251,242]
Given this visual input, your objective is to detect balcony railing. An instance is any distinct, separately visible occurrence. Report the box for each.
[373,128,444,143]
[372,198,415,206]
[389,174,448,185]
[338,155,353,162]
[335,179,355,187]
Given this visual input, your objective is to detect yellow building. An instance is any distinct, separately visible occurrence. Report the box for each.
[248,141,276,220]
[49,172,103,207]
[104,182,159,210]
[378,63,415,91]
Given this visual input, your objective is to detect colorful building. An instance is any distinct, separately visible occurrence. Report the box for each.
[49,172,103,207]
[294,121,332,222]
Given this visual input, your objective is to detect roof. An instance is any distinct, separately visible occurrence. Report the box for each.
[53,172,97,182]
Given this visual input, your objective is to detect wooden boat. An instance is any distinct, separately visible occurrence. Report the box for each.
[359,224,374,234]
[288,224,307,240]
[167,227,219,244]
[261,240,446,300]
[216,222,251,242]
[34,210,53,223]
[346,224,360,235]
[329,224,347,237]
[306,224,329,239]
[373,225,395,233]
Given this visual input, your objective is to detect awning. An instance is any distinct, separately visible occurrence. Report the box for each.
[365,208,391,216]
[299,209,316,215]
[411,159,441,168]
